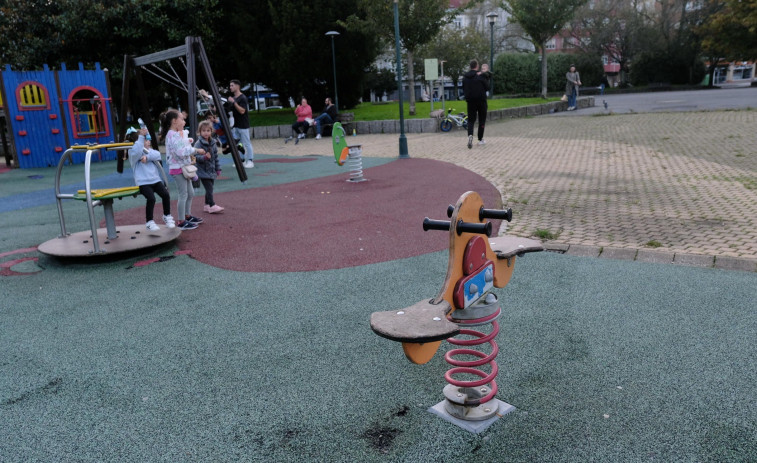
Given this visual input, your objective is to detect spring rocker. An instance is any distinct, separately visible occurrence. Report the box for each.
[38,142,180,257]
[331,121,366,182]
[370,191,543,433]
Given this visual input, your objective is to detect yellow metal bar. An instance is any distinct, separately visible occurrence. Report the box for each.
[69,142,133,151]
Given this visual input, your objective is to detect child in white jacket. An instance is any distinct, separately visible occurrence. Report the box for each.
[126,127,175,231]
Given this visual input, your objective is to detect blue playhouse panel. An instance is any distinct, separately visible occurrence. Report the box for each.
[58,62,116,164]
[58,63,116,152]
[2,64,66,168]
[1,62,114,168]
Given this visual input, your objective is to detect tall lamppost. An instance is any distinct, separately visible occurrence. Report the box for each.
[440,59,446,114]
[393,0,409,158]
[486,12,498,98]
[325,31,340,110]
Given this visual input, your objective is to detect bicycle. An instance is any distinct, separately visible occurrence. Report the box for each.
[439,108,468,132]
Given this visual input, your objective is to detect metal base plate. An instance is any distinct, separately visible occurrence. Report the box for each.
[428,398,515,434]
[38,225,180,257]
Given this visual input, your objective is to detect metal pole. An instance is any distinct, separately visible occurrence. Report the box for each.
[489,22,494,97]
[441,60,446,114]
[330,36,339,110]
[394,0,409,158]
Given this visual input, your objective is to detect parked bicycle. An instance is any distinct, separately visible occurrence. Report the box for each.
[439,108,468,132]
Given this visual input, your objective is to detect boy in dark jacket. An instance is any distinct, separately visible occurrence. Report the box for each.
[462,59,490,149]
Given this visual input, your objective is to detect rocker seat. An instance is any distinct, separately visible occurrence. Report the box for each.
[370,299,459,343]
[488,236,544,259]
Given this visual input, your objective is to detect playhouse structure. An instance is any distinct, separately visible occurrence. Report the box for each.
[0,62,115,169]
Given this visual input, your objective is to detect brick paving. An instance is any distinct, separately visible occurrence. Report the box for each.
[251,109,757,271]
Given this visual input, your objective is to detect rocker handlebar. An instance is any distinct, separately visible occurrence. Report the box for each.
[423,218,451,231]
[446,204,513,222]
[480,207,512,222]
[423,218,492,237]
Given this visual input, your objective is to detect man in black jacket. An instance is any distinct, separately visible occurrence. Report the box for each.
[313,97,338,140]
[462,60,489,149]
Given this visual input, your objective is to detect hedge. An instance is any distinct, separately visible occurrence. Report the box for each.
[492,52,604,95]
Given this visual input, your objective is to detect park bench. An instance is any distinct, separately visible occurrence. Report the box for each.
[308,112,354,138]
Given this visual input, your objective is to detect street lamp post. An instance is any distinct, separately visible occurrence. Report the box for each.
[440,60,446,114]
[393,0,409,158]
[486,12,498,98]
[325,31,340,110]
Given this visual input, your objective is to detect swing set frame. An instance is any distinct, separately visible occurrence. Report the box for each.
[118,36,246,182]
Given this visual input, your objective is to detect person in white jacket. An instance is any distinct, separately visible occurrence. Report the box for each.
[126,127,175,231]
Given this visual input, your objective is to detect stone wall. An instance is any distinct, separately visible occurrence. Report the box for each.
[251,97,594,139]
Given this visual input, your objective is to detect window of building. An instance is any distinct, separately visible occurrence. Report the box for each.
[16,81,51,110]
[545,38,556,50]
[733,66,753,80]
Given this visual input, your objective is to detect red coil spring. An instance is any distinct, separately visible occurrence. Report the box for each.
[444,307,501,405]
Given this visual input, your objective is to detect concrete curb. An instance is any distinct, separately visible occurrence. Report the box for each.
[545,242,756,272]
[251,97,595,139]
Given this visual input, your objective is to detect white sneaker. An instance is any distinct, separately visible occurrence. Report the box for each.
[467,135,473,149]
[162,214,176,228]
[315,134,321,140]
[478,139,486,145]
[146,220,160,231]
[244,160,254,168]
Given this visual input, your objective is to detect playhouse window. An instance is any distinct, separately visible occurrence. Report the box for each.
[17,82,51,110]
[67,87,110,139]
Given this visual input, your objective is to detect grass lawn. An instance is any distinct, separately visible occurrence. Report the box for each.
[247,96,559,126]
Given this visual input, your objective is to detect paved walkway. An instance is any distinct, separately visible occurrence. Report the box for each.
[252,99,757,272]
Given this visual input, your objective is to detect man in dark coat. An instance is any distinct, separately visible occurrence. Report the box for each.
[462,59,490,149]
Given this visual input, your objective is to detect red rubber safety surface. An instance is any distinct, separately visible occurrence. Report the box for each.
[114,158,501,272]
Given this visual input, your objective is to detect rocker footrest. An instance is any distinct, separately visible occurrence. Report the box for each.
[488,236,544,259]
[370,299,459,343]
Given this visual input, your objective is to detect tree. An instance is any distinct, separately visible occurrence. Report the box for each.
[418,26,489,101]
[0,0,62,69]
[0,0,221,73]
[261,0,379,109]
[0,0,379,113]
[344,0,453,115]
[500,0,588,97]
[698,0,757,86]
[362,66,398,102]
[565,0,657,85]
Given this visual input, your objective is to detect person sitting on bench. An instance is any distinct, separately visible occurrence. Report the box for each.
[286,97,313,145]
[313,97,337,140]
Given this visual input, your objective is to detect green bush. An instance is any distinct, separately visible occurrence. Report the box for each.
[493,53,541,94]
[630,52,706,86]
[493,53,604,94]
